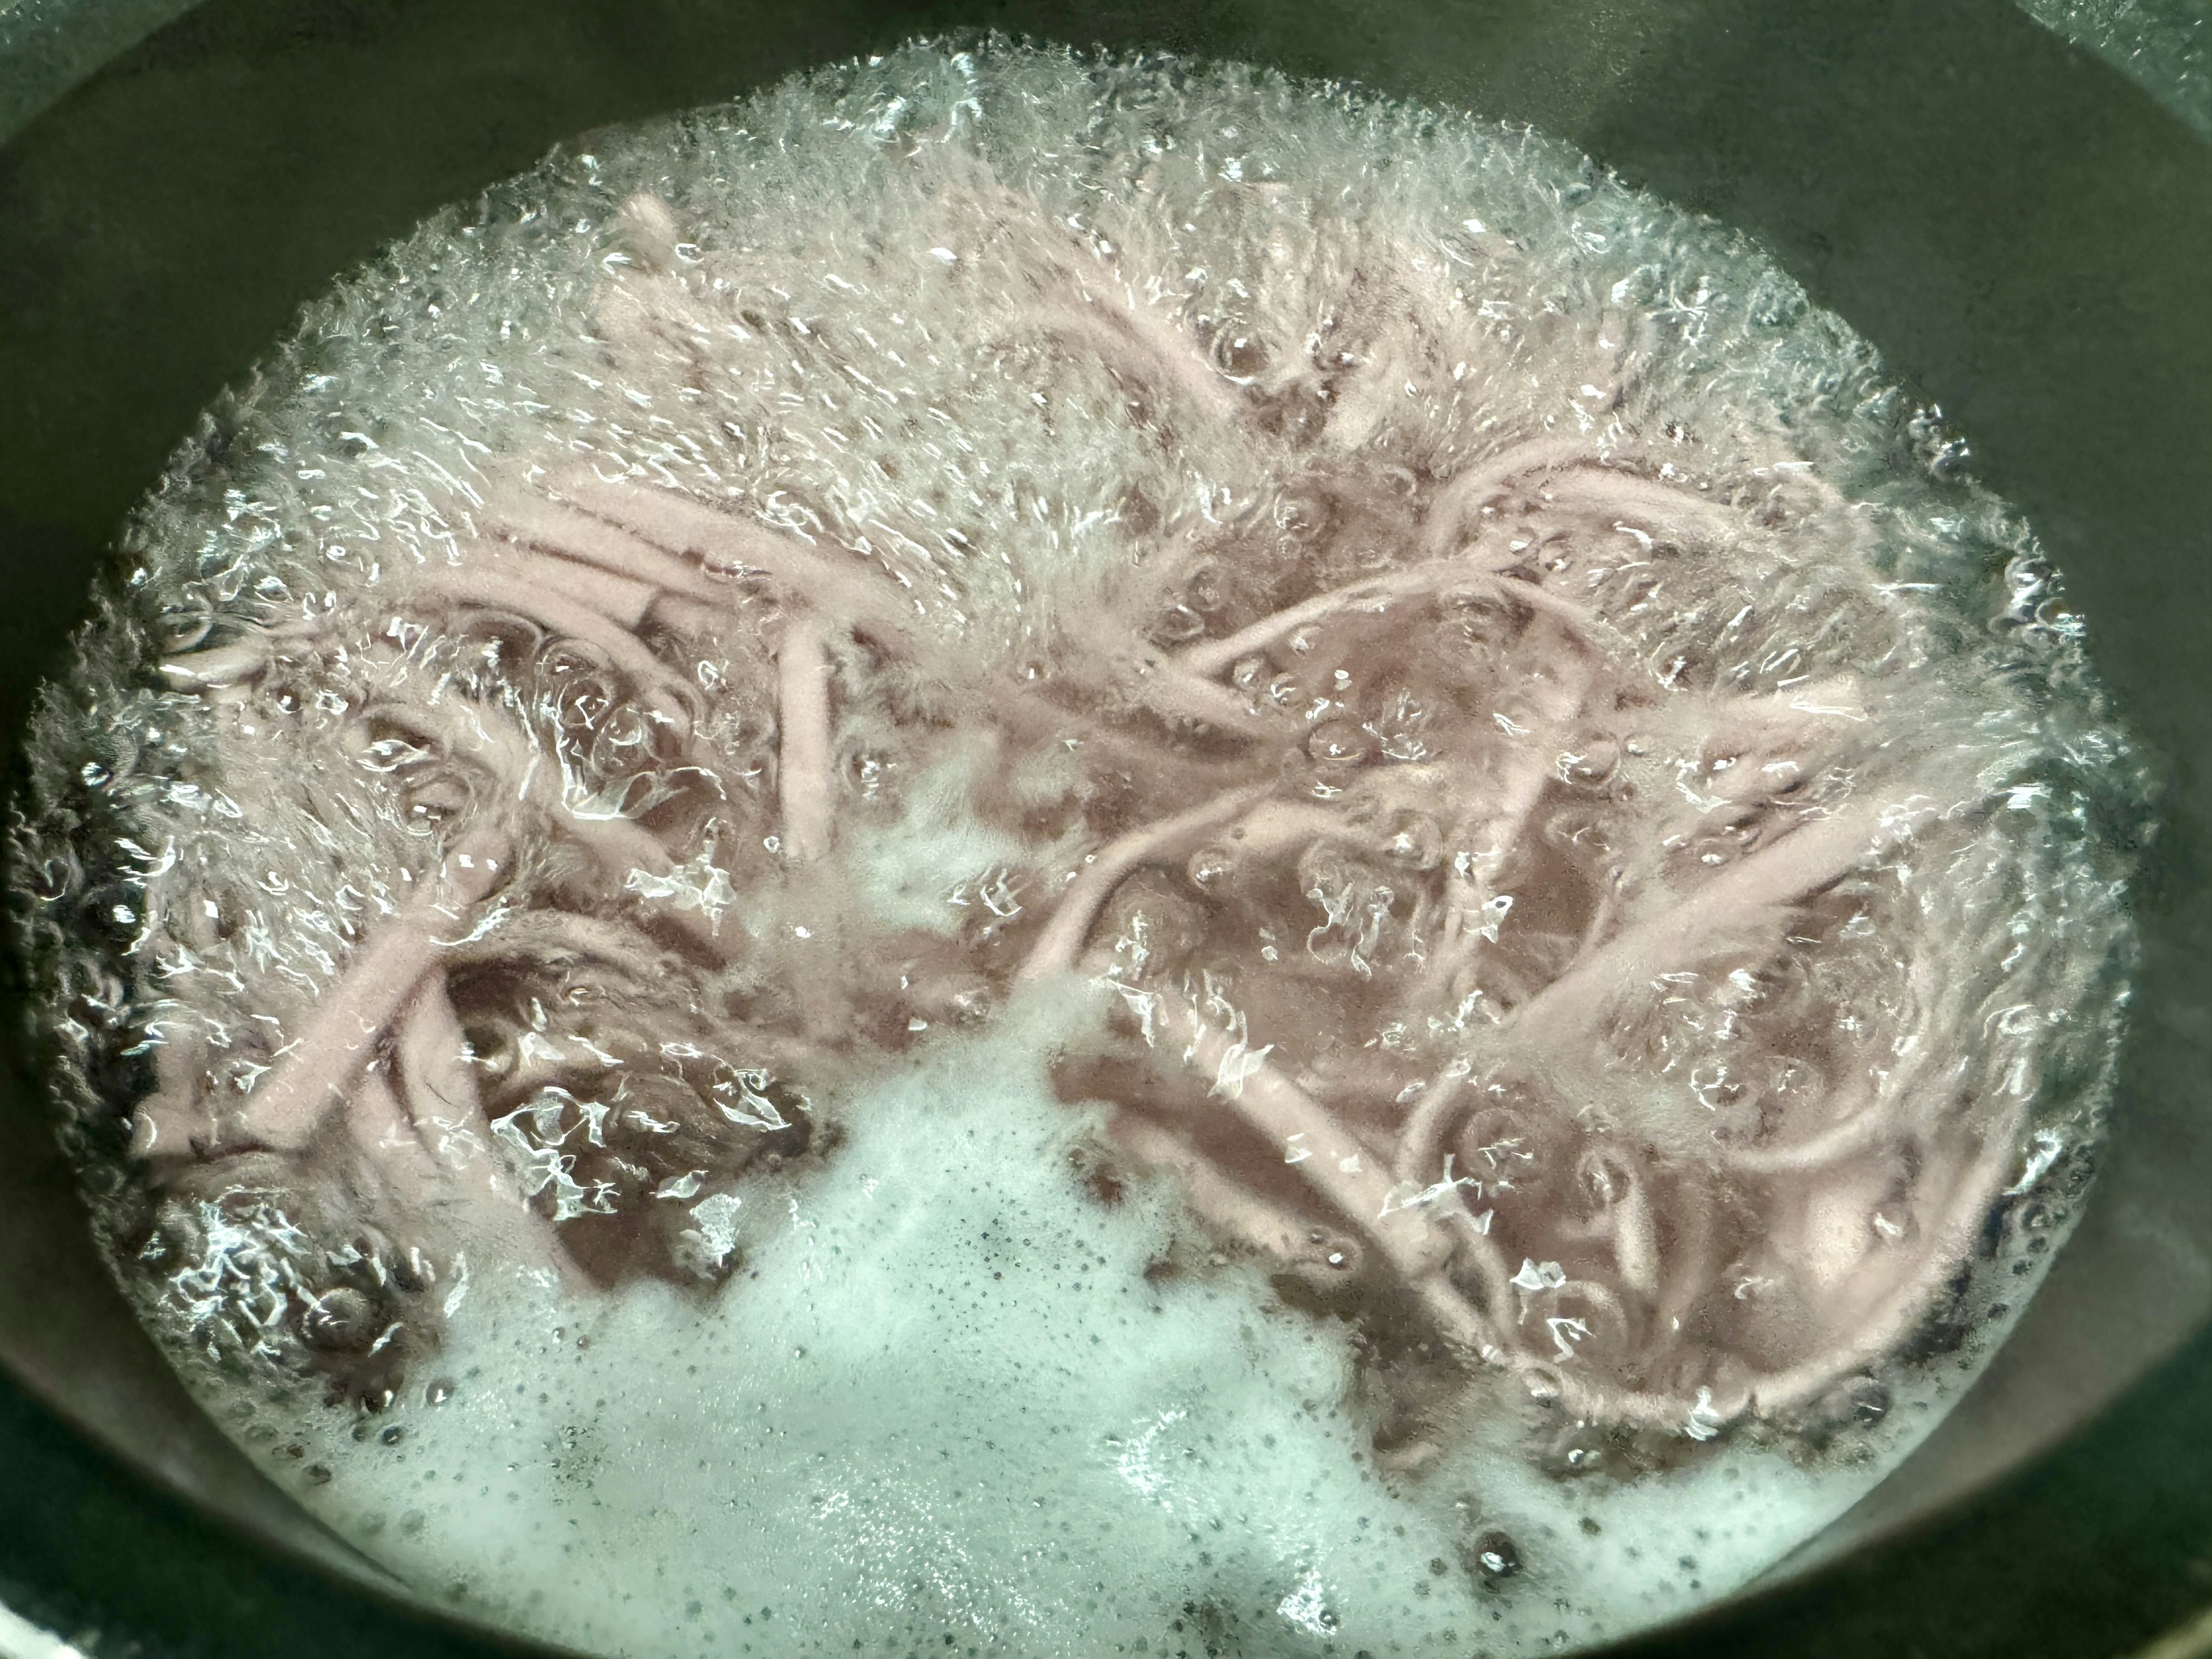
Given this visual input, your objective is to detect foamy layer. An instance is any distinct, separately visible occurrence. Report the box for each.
[221,1001,1907,1658]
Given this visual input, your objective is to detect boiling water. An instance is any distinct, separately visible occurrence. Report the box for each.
[9,40,2148,1658]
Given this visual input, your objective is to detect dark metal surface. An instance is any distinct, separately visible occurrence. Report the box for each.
[0,0,2206,1653]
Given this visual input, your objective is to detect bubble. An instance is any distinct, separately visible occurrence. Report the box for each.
[1470,1531,1524,1580]
[300,1290,380,1353]
[1305,718,1375,767]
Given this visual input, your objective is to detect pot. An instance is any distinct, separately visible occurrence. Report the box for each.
[0,2,2206,1654]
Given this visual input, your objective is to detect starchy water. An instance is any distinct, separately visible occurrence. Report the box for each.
[8,40,2149,1658]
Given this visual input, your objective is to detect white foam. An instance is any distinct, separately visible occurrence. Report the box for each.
[231,995,1934,1657]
